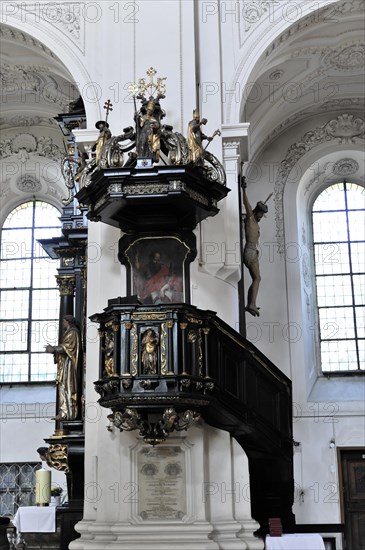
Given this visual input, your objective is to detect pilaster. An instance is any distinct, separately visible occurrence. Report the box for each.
[221,126,249,335]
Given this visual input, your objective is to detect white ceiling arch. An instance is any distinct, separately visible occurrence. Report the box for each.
[0,10,101,125]
[223,0,340,125]
[222,0,364,167]
[0,20,89,215]
[232,0,365,160]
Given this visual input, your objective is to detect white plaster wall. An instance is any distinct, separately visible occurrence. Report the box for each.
[0,384,67,494]
[293,414,365,538]
[83,221,124,521]
[274,116,364,536]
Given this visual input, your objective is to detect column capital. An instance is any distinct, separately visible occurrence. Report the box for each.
[72,128,99,155]
[56,275,76,296]
[221,123,250,161]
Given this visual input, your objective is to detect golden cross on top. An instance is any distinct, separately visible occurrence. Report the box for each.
[127,68,167,98]
[103,99,113,121]
[146,67,156,79]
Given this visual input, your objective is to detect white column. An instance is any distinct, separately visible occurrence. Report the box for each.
[232,439,263,550]
[204,425,263,550]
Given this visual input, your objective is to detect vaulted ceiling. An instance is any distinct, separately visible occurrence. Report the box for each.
[0,24,78,131]
[1,1,364,218]
[242,0,365,160]
[0,24,79,219]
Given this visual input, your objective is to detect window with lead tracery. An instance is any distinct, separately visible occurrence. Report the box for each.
[312,182,364,373]
[0,201,61,382]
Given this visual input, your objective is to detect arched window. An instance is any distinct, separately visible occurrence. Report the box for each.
[312,182,364,373]
[0,201,61,382]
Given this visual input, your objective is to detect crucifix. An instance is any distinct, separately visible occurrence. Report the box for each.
[103,99,113,124]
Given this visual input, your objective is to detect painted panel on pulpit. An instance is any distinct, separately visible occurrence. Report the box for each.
[125,237,188,305]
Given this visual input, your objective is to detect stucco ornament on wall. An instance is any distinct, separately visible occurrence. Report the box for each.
[0,25,57,59]
[39,2,85,53]
[0,64,71,110]
[332,158,359,177]
[0,3,85,54]
[322,44,365,70]
[0,133,62,161]
[16,175,42,193]
[265,0,364,57]
[0,115,56,130]
[274,114,365,253]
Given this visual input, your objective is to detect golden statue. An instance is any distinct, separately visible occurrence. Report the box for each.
[45,315,80,420]
[104,331,116,376]
[93,120,111,164]
[141,328,159,374]
[187,109,212,165]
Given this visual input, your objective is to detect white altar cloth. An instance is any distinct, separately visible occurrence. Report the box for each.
[12,506,56,533]
[266,533,325,550]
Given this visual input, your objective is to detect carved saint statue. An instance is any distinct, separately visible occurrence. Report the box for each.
[186,109,213,165]
[104,331,116,377]
[93,120,111,164]
[141,328,159,375]
[135,99,162,162]
[45,315,80,420]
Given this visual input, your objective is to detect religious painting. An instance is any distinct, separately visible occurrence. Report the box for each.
[124,236,191,305]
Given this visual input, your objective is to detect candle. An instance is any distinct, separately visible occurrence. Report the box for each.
[35,469,51,505]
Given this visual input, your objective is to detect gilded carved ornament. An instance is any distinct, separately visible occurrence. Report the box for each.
[56,275,76,296]
[47,444,70,473]
[61,67,226,204]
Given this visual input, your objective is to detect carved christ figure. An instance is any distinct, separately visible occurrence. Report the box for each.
[242,179,269,317]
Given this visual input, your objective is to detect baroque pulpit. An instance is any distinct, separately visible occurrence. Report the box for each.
[55,68,295,549]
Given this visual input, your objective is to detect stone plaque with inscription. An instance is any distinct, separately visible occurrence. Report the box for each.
[137,445,186,520]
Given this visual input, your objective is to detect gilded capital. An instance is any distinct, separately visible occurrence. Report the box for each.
[56,275,76,296]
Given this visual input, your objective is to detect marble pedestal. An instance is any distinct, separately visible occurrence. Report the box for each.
[70,424,263,550]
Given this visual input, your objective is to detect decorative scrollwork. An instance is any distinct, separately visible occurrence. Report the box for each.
[105,136,124,167]
[204,380,215,392]
[109,406,200,445]
[122,376,133,389]
[198,330,203,377]
[180,378,191,389]
[103,330,116,377]
[160,127,189,165]
[160,323,167,375]
[203,151,226,185]
[186,316,203,325]
[94,383,104,396]
[47,444,70,473]
[131,324,138,376]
